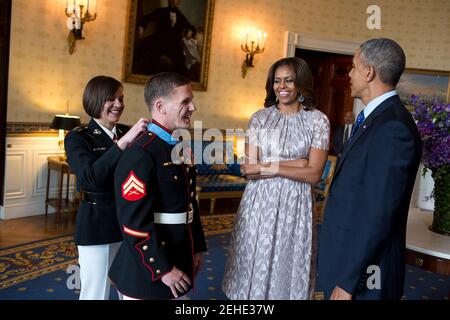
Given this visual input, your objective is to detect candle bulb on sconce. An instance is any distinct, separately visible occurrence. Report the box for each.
[240,27,267,78]
[65,0,97,54]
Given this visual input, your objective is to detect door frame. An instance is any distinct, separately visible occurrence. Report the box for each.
[285,32,365,115]
[286,32,359,57]
[0,0,12,208]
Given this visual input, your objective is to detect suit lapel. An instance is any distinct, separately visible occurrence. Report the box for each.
[333,95,401,178]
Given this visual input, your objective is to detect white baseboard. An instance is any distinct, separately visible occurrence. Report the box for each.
[1,202,57,220]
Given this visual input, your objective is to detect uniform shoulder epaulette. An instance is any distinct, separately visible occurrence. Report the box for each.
[73,126,88,133]
[131,131,157,149]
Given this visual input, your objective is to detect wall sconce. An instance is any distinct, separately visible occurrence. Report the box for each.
[65,0,97,54]
[241,28,267,78]
[50,114,81,152]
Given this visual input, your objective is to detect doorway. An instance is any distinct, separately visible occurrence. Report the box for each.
[295,48,354,153]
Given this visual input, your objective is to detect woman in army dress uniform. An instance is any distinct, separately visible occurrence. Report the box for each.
[64,76,149,300]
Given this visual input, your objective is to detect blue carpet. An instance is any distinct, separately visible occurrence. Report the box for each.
[0,215,449,300]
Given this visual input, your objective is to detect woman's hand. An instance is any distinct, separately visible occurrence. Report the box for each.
[240,163,261,176]
[116,117,150,150]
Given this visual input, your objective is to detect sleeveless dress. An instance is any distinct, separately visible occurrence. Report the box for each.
[222,106,330,300]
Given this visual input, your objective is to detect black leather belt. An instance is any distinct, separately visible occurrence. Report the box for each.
[81,191,115,205]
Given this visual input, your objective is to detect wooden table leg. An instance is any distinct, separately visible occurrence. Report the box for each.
[210,198,216,215]
[45,167,50,220]
[56,168,64,227]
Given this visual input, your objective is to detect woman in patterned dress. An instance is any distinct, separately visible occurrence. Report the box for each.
[222,57,330,300]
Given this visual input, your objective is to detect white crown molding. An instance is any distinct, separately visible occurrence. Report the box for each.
[286,31,360,57]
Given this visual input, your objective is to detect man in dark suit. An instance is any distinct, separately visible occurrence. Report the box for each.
[133,0,194,76]
[332,111,355,157]
[109,72,206,300]
[317,38,422,300]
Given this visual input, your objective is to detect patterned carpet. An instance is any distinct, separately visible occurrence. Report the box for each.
[0,213,448,300]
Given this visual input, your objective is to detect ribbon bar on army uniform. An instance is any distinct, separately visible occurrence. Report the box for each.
[154,210,193,224]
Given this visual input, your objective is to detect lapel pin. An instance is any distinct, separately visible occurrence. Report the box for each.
[93,129,102,135]
[163,162,173,166]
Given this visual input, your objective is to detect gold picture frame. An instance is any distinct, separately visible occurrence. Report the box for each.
[397,68,450,103]
[122,0,215,91]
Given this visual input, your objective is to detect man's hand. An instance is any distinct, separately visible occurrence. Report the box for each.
[193,253,203,277]
[161,266,192,298]
[330,286,352,300]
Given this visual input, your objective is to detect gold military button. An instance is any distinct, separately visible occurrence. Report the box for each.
[186,167,190,173]
[190,192,194,197]
[173,175,178,180]
[161,241,166,246]
[190,179,193,184]
[156,269,161,274]
[149,257,155,263]
[142,245,148,251]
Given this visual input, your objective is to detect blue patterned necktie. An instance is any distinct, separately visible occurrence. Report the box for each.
[350,110,365,139]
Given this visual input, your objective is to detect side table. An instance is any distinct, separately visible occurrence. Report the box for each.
[45,156,78,226]
[405,207,450,275]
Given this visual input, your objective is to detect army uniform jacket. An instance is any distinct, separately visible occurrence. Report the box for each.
[109,122,207,300]
[64,119,129,245]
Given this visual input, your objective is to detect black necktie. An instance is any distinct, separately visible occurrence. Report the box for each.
[343,125,349,144]
[113,133,118,143]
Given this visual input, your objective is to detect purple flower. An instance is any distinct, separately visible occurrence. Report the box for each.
[409,95,450,170]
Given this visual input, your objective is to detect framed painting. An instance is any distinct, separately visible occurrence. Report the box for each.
[397,69,450,103]
[123,0,215,91]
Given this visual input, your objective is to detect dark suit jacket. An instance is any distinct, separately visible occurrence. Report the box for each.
[332,125,347,156]
[317,95,422,300]
[64,119,129,245]
[109,128,206,300]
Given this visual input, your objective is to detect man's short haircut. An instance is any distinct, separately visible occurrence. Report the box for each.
[359,38,406,87]
[144,72,191,111]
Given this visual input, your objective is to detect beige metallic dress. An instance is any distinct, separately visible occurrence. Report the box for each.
[222,106,330,300]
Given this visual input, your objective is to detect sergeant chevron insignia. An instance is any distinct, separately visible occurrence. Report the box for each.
[121,171,146,201]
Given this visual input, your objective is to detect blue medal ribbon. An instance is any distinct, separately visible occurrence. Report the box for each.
[147,122,178,145]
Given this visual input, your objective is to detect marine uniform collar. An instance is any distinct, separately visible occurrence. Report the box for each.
[147,120,178,145]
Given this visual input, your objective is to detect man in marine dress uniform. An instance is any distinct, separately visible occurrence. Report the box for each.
[109,72,206,300]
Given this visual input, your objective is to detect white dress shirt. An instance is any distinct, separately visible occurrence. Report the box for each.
[93,118,117,141]
[363,90,398,119]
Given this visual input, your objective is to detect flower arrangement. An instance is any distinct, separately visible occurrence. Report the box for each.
[410,95,450,235]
